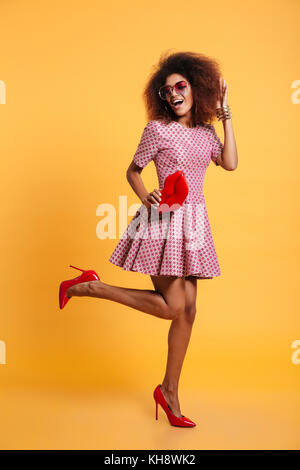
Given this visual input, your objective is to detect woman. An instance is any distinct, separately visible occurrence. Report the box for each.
[59,51,238,427]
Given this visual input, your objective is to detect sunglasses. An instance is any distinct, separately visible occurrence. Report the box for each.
[158,80,188,100]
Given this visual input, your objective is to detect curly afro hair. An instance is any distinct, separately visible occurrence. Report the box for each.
[142,50,222,127]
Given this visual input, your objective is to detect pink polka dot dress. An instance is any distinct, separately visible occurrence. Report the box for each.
[108,119,224,279]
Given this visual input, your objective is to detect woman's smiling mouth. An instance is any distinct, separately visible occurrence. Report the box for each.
[172,98,184,108]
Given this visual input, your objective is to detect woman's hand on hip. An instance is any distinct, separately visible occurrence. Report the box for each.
[142,188,162,209]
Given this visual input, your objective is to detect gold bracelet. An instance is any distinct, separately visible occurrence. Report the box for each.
[216,105,232,121]
[216,106,231,120]
[216,105,231,121]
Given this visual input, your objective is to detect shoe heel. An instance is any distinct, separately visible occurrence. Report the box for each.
[69,265,85,273]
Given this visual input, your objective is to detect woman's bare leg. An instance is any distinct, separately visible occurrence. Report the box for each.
[156,276,198,418]
[67,273,197,417]
[66,275,185,321]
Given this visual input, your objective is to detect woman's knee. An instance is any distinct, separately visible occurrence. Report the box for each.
[168,301,186,320]
[150,275,186,320]
[183,304,197,324]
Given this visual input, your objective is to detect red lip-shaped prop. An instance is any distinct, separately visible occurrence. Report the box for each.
[157,170,189,213]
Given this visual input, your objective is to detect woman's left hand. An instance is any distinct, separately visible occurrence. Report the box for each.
[216,77,228,108]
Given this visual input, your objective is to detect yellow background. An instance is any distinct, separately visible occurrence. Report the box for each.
[0,0,299,450]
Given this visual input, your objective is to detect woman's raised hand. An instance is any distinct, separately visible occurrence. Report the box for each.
[142,188,162,209]
[216,77,228,108]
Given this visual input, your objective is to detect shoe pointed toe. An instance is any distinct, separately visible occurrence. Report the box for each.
[59,280,71,309]
[60,295,69,310]
[181,416,196,427]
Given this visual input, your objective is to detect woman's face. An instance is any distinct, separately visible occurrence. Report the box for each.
[163,73,194,118]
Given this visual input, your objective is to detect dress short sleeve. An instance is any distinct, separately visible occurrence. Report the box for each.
[133,121,159,169]
[209,124,224,166]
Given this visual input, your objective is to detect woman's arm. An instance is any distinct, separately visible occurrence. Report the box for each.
[126,161,161,208]
[216,118,238,171]
[215,78,238,171]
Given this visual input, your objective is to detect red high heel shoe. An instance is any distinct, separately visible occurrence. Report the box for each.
[153,384,196,427]
[59,265,100,310]
[157,170,189,214]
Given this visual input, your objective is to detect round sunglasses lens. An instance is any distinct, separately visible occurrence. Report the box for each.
[175,81,187,93]
[159,81,187,99]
